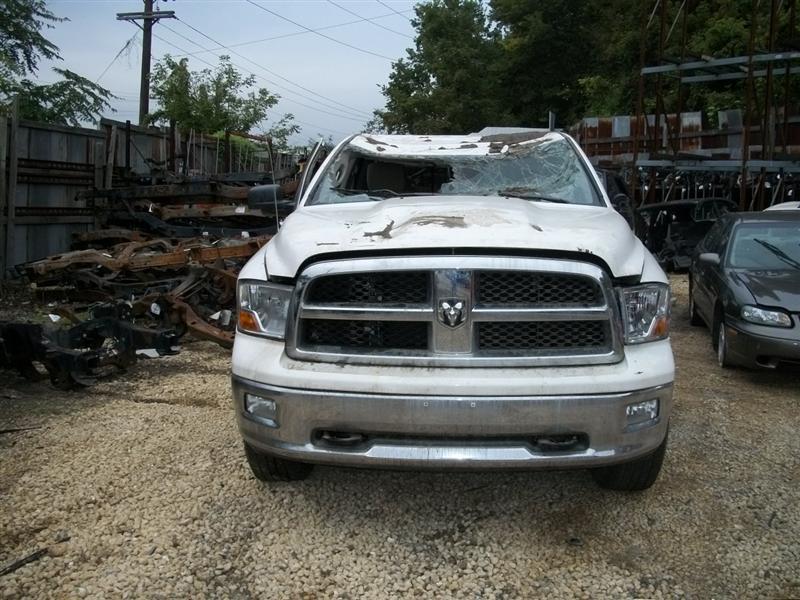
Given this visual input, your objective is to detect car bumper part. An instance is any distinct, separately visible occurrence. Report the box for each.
[233,375,672,470]
[724,322,800,368]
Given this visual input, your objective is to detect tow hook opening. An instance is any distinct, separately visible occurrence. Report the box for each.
[315,430,368,447]
[532,434,588,453]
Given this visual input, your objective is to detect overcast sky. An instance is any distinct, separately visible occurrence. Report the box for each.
[41,0,419,145]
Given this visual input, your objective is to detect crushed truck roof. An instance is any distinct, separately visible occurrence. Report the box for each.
[348,130,559,157]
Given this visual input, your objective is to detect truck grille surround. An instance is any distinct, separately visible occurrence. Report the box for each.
[286,256,624,367]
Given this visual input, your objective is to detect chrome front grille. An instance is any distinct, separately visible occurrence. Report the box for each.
[286,256,623,367]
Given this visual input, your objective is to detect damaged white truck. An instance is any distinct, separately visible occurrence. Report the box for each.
[232,129,674,491]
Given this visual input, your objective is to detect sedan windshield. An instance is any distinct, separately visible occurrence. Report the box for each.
[728,222,800,270]
[307,135,601,206]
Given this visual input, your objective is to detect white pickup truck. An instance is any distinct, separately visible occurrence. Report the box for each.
[232,129,674,491]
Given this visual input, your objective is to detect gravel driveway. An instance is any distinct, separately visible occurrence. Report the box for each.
[1,274,799,598]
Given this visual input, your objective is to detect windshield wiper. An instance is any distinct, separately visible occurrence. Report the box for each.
[330,187,440,199]
[497,189,570,204]
[753,238,800,270]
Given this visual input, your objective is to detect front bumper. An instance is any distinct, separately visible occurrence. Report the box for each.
[724,321,800,368]
[233,376,672,470]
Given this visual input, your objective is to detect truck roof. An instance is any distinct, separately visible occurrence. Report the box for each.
[350,130,561,157]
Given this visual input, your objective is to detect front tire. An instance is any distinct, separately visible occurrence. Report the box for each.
[688,280,704,326]
[716,317,734,369]
[591,432,668,491]
[244,443,313,482]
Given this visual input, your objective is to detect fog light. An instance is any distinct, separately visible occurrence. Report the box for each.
[244,393,277,424]
[626,398,659,425]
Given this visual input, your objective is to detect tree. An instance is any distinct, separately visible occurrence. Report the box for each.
[0,0,113,125]
[264,113,300,151]
[149,55,278,136]
[373,0,510,134]
[375,0,798,133]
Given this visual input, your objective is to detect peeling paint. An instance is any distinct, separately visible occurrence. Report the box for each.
[406,215,467,228]
[363,220,395,239]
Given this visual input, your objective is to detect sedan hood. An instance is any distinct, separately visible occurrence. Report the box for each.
[734,270,800,312]
[265,196,645,278]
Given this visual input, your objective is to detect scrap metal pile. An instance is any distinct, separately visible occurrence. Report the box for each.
[0,302,180,390]
[1,177,292,387]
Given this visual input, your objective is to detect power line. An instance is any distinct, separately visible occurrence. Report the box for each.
[244,0,394,61]
[157,22,370,124]
[173,18,373,119]
[327,0,412,38]
[172,9,414,60]
[376,0,414,22]
[96,31,141,84]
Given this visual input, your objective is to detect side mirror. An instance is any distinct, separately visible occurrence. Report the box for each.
[247,184,283,209]
[699,252,721,266]
[611,193,635,229]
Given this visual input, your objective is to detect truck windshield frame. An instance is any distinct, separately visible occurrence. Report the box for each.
[305,135,603,207]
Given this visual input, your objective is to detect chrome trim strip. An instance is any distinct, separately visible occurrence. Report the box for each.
[285,256,624,367]
[471,306,610,322]
[300,305,434,321]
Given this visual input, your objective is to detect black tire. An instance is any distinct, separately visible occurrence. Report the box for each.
[688,279,704,326]
[591,432,668,491]
[715,315,734,369]
[244,443,313,482]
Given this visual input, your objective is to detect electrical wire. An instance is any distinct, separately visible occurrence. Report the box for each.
[376,0,413,22]
[245,0,394,61]
[96,31,141,83]
[172,8,414,59]
[326,0,412,38]
[158,21,371,122]
[173,18,373,119]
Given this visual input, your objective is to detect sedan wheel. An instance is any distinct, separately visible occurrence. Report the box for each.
[689,287,703,326]
[717,321,733,369]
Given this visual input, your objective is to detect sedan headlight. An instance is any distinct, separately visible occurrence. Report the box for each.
[237,279,293,339]
[617,283,670,344]
[741,305,792,328]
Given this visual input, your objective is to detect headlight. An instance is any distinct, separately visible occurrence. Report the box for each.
[617,283,670,344]
[237,279,293,339]
[741,305,792,328]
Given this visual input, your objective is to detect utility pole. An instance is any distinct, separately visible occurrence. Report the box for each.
[117,1,175,125]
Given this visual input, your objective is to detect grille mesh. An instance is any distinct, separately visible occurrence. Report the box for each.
[302,320,428,350]
[478,321,608,351]
[306,272,428,304]
[477,271,601,306]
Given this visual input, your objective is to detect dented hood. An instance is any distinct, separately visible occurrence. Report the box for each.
[265,196,645,278]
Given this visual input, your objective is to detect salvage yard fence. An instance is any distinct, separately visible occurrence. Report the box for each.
[0,102,295,276]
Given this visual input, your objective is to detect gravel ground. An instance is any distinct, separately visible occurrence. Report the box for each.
[1,274,799,599]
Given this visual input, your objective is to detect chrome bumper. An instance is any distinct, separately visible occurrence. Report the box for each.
[232,376,672,470]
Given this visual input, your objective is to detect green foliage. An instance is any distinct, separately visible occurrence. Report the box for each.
[149,55,278,135]
[264,113,301,151]
[375,0,798,132]
[374,0,510,134]
[0,0,113,125]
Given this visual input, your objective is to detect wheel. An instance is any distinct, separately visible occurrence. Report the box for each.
[591,432,668,491]
[688,280,704,326]
[715,317,734,369]
[244,443,313,482]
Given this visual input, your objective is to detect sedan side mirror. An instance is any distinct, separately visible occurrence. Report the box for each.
[699,252,721,266]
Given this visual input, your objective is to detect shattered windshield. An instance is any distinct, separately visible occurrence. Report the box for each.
[306,135,602,206]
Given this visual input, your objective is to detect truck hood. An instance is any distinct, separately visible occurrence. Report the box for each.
[734,270,800,312]
[265,196,645,278]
